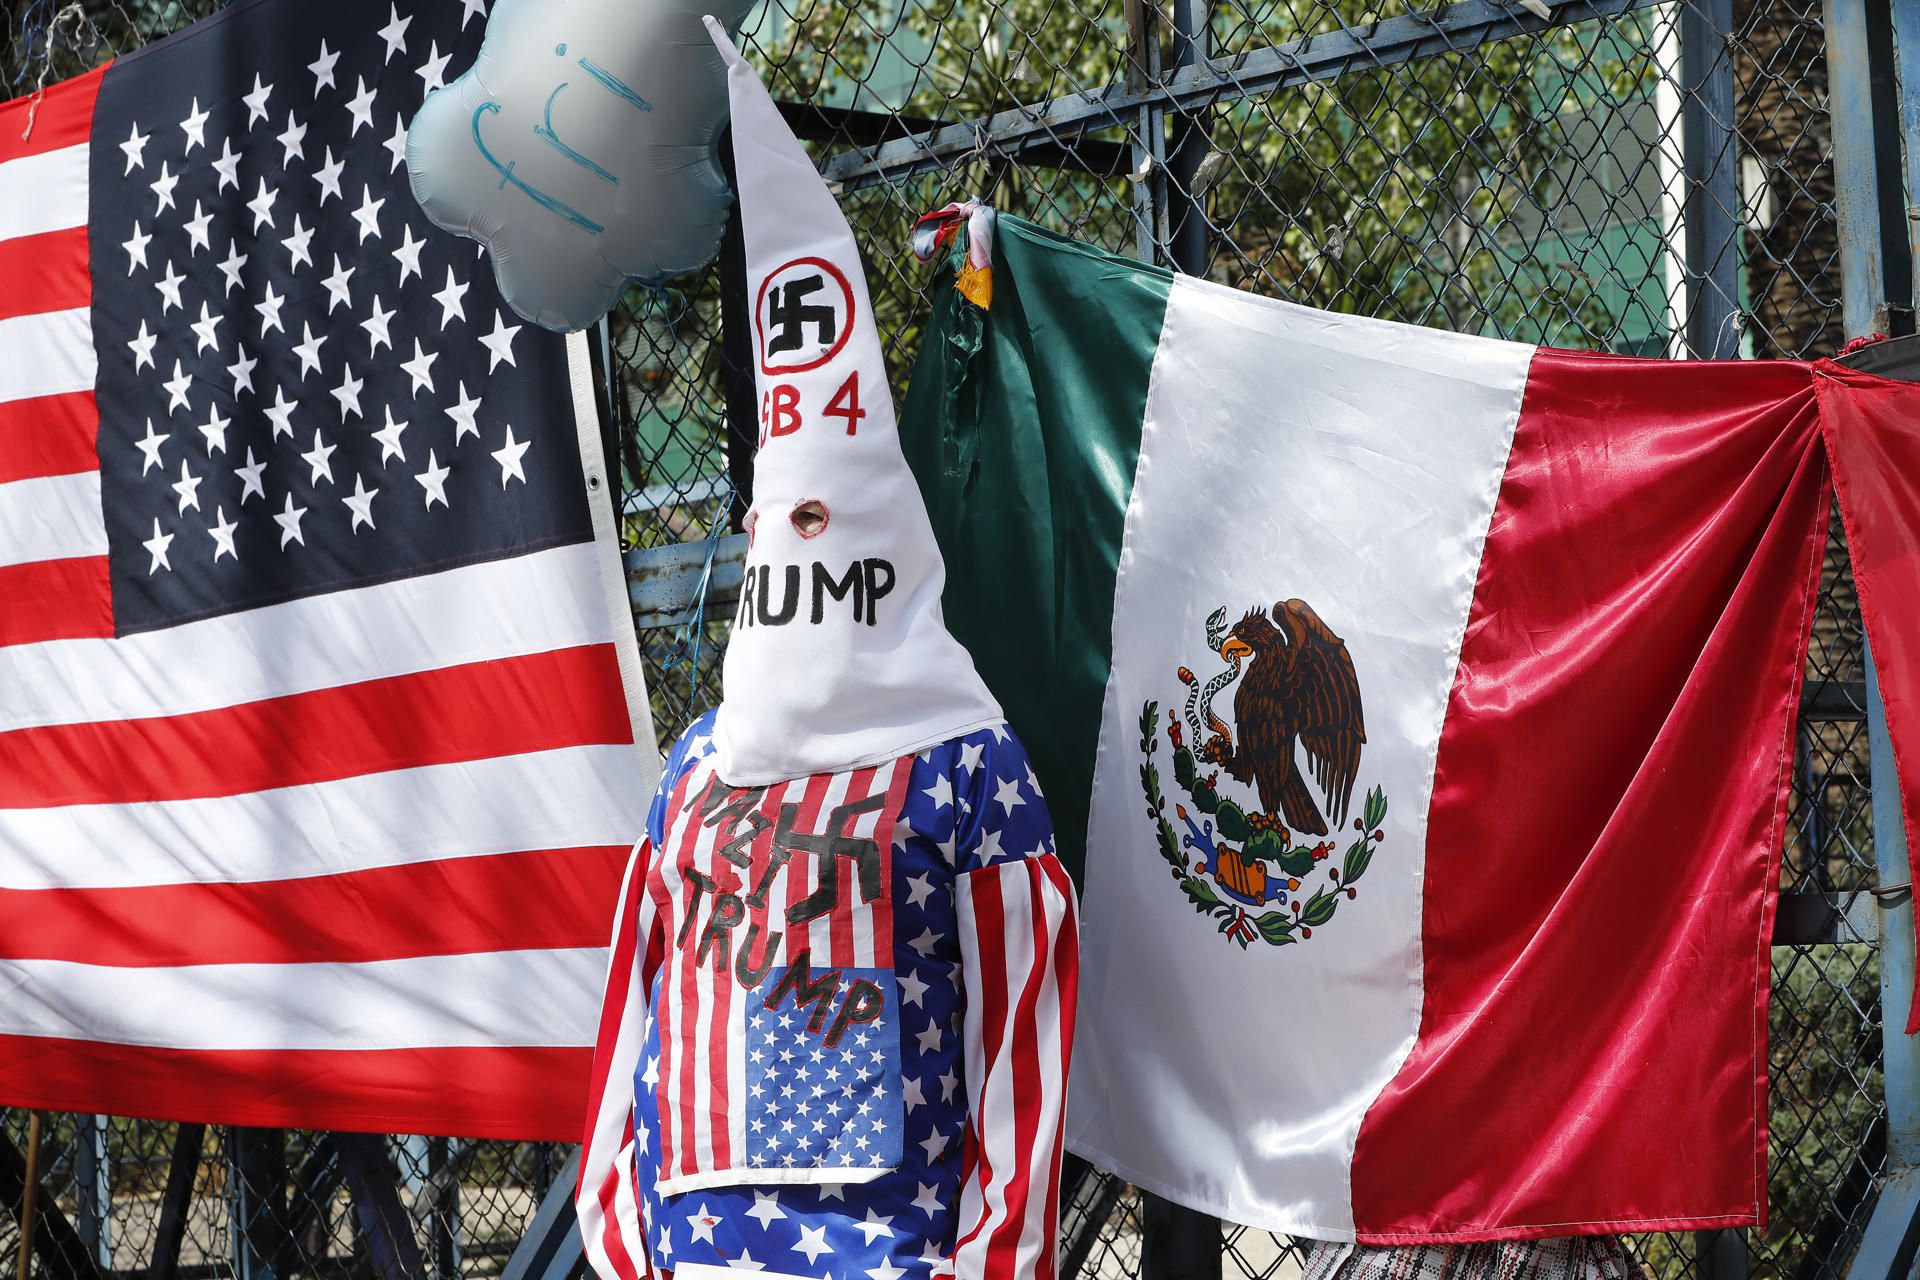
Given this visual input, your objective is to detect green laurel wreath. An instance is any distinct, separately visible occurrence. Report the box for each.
[1138,699,1388,948]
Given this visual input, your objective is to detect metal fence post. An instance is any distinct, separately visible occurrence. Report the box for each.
[72,1117,108,1271]
[717,129,755,531]
[1695,1228,1749,1280]
[1845,645,1920,1279]
[1140,1193,1220,1280]
[1680,0,1741,357]
[1826,0,1890,338]
[1895,0,1920,326]
[1827,4,1920,1268]
[1167,0,1212,277]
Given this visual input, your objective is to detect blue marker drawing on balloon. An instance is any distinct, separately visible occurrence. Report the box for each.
[575,55,654,112]
[470,101,606,234]
[535,83,620,185]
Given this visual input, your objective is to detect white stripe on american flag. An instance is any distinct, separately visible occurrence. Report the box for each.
[0,745,646,889]
[656,755,712,1183]
[0,144,87,241]
[0,469,106,566]
[0,947,603,1049]
[954,856,1080,1280]
[689,764,723,1175]
[1,542,619,731]
[0,308,96,402]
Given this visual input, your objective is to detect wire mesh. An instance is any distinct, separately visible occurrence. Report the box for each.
[0,0,1885,1277]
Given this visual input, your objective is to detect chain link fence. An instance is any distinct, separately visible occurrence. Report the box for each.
[0,0,1890,1277]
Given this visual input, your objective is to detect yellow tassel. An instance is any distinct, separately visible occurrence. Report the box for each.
[956,258,993,310]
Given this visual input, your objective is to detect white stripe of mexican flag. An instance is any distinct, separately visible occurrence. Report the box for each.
[1077,276,1527,1238]
[903,214,1854,1242]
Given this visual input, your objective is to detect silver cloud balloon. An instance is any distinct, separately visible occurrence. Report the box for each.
[407,0,753,332]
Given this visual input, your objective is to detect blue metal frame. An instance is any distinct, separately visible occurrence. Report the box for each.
[1846,649,1920,1280]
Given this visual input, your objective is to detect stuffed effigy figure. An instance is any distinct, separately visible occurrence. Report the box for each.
[575,25,1080,1280]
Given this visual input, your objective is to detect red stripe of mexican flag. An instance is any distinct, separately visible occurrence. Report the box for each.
[901,215,1896,1242]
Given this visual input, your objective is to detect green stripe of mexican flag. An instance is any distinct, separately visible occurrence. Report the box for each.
[898,214,1920,1242]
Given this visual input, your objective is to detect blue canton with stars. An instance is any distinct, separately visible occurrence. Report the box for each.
[632,712,1054,1280]
[744,965,905,1173]
[88,0,589,635]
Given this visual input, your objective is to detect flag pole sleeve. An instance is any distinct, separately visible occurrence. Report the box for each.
[951,855,1080,1280]
[577,838,661,1280]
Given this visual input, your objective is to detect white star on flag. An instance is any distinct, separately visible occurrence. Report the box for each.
[344,476,378,532]
[208,507,238,563]
[378,3,412,61]
[852,1210,895,1245]
[134,420,167,474]
[307,39,340,93]
[432,268,469,328]
[394,222,426,282]
[274,492,308,548]
[480,313,522,371]
[171,460,202,514]
[150,161,179,213]
[322,256,355,311]
[491,426,530,487]
[180,98,209,153]
[154,261,184,313]
[142,518,173,574]
[400,339,438,394]
[373,407,409,464]
[120,121,150,173]
[446,383,481,442]
[790,1225,833,1265]
[416,450,451,510]
[127,321,157,372]
[744,1191,786,1227]
[363,296,396,354]
[212,139,242,191]
[242,73,274,125]
[122,223,151,274]
[236,449,268,504]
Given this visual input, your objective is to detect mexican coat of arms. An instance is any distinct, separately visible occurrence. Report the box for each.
[1138,598,1389,948]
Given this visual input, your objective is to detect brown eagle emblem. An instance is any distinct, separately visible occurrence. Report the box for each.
[1138,598,1387,948]
[1198,599,1366,836]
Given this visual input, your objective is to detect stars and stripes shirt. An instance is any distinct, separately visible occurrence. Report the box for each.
[578,712,1079,1280]
[0,0,652,1136]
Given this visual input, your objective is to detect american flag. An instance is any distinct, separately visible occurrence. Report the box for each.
[579,716,1079,1280]
[0,0,655,1138]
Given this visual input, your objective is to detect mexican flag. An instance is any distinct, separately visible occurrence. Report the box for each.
[899,214,1920,1242]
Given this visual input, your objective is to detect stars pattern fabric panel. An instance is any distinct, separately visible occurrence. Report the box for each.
[88,0,588,634]
[579,711,1076,1280]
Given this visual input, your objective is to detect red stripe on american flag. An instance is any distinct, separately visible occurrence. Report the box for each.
[0,65,105,163]
[0,227,89,323]
[0,1037,587,1139]
[0,642,634,808]
[828,768,873,967]
[0,845,629,966]
[871,758,912,962]
[0,390,98,484]
[1036,856,1080,1261]
[664,759,712,1179]
[0,554,112,645]
[593,1137,643,1279]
